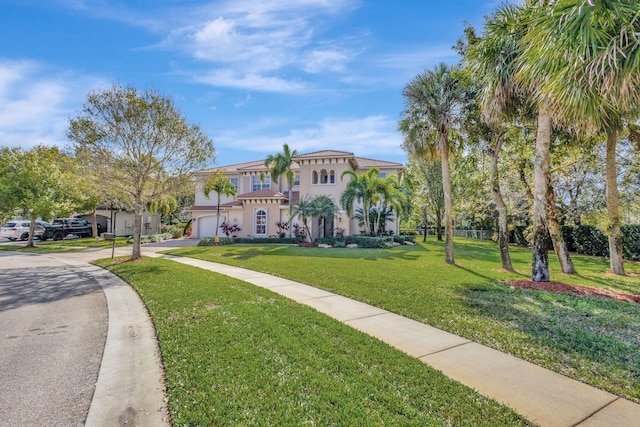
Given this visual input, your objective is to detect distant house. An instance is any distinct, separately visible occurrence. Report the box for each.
[77,206,161,237]
[188,150,403,239]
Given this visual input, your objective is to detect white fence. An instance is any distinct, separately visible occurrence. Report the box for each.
[413,228,494,241]
[453,229,494,241]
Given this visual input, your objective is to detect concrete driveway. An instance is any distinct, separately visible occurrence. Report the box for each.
[0,252,107,426]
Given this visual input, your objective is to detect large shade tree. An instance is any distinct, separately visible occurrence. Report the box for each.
[68,84,214,260]
[0,145,79,246]
[399,62,465,264]
[265,143,298,237]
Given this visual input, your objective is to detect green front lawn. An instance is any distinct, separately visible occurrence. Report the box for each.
[165,239,640,403]
[96,257,531,426]
[0,237,131,253]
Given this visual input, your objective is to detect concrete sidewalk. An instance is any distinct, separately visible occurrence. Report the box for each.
[150,253,640,427]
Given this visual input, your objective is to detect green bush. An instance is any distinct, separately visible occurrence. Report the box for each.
[199,237,297,245]
[622,225,640,261]
[198,237,233,246]
[344,235,391,248]
[161,224,186,238]
[126,233,173,244]
[392,235,416,244]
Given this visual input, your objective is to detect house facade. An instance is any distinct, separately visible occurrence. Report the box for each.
[188,150,403,239]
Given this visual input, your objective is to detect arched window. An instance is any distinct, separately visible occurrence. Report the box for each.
[320,169,328,184]
[255,209,267,235]
[329,170,335,184]
[312,170,318,184]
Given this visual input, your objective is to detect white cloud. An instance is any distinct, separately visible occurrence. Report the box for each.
[0,59,107,150]
[165,0,359,92]
[215,115,403,158]
[193,70,307,93]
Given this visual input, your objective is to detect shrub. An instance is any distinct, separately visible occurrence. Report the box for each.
[345,235,390,248]
[198,237,233,246]
[392,235,416,244]
[220,221,241,237]
[622,225,640,261]
[233,237,297,244]
[161,224,185,238]
[127,233,173,244]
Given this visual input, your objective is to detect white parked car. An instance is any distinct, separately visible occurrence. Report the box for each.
[0,220,46,241]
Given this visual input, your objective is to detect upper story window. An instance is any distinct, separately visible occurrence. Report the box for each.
[251,175,271,191]
[314,169,335,185]
[320,169,328,184]
[377,172,387,178]
[229,177,239,190]
[294,173,300,186]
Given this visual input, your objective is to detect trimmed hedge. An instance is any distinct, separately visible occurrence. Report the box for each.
[198,237,296,246]
[127,233,173,244]
[511,224,640,261]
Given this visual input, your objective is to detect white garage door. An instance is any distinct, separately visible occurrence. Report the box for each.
[197,216,225,238]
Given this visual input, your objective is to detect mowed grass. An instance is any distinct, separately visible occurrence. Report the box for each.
[0,236,131,253]
[96,256,531,426]
[165,239,640,403]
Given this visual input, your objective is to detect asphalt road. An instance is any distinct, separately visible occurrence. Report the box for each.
[0,252,107,426]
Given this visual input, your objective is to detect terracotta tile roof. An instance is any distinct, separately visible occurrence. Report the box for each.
[195,150,402,175]
[196,160,265,174]
[356,156,403,168]
[220,200,243,207]
[293,150,355,159]
[236,189,288,199]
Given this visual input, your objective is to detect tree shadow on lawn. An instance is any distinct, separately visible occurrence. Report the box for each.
[170,244,425,262]
[456,282,640,400]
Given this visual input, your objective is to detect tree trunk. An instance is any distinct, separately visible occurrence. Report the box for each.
[132,200,143,260]
[440,133,454,265]
[489,134,513,271]
[288,186,293,238]
[606,129,625,275]
[546,180,577,274]
[215,194,221,243]
[92,208,99,242]
[532,106,551,282]
[27,219,36,247]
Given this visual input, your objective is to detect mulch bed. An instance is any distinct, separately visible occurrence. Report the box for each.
[506,280,640,304]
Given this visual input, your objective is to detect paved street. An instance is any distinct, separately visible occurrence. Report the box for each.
[0,252,107,426]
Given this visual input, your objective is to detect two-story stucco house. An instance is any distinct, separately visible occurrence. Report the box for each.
[188,150,403,239]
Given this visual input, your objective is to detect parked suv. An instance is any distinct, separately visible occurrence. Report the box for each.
[0,220,46,241]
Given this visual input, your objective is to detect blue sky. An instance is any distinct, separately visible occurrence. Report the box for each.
[1,0,500,167]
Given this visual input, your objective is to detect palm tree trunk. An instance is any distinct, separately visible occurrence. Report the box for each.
[532,106,551,282]
[440,134,454,265]
[288,186,293,238]
[215,194,221,243]
[546,180,576,274]
[606,129,625,275]
[489,135,513,271]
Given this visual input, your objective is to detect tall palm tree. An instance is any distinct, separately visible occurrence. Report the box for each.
[309,195,338,239]
[203,170,237,242]
[292,196,314,242]
[399,62,464,264]
[519,0,640,275]
[462,6,524,272]
[265,143,298,237]
[340,167,380,235]
[372,174,407,236]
